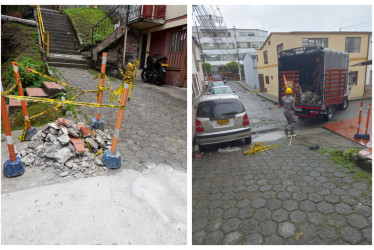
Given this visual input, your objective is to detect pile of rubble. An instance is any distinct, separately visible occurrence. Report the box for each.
[16,118,114,178]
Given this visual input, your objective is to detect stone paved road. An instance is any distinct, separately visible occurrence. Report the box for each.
[56,67,187,172]
[192,83,372,245]
[193,139,372,245]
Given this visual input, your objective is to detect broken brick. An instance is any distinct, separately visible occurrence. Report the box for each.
[76,124,92,137]
[70,137,85,153]
[56,118,73,127]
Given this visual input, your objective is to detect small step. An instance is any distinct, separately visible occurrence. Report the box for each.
[8,99,28,114]
[25,88,48,98]
[49,48,81,55]
[48,62,89,69]
[42,81,66,97]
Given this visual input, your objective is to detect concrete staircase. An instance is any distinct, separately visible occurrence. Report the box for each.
[40,7,89,68]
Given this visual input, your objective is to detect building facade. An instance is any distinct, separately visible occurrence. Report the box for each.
[243,52,260,90]
[192,26,268,73]
[192,36,205,99]
[256,32,372,99]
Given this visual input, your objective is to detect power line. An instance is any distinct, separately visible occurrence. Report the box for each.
[339,20,371,31]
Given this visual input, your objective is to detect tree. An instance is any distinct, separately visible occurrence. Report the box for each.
[226,61,239,74]
[202,63,211,74]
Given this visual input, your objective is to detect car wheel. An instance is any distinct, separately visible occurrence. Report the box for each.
[245,136,252,144]
[198,144,207,153]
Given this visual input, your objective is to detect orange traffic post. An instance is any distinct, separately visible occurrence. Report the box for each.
[90,52,107,130]
[11,62,37,140]
[102,83,130,169]
[362,104,371,140]
[1,82,25,177]
[354,101,363,139]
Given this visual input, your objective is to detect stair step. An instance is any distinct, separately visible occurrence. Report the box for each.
[48,62,89,69]
[49,48,81,55]
[25,88,48,98]
[47,54,88,64]
[42,82,66,97]
[49,34,77,40]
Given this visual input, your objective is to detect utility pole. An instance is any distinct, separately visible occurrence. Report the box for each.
[233,26,242,81]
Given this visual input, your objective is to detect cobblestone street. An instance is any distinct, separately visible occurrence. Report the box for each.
[192,82,372,245]
[56,67,187,172]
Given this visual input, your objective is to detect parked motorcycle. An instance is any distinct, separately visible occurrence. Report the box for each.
[141,54,168,86]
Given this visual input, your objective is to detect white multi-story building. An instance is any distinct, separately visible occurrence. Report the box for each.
[192,26,268,72]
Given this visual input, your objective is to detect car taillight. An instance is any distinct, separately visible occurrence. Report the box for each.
[243,113,250,126]
[195,119,204,132]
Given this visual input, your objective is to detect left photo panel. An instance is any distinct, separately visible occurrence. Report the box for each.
[1,5,187,244]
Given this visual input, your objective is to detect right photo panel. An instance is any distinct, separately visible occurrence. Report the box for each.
[192,5,372,245]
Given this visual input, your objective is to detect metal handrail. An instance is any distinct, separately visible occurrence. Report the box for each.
[36,5,49,56]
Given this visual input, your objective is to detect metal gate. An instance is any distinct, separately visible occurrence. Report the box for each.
[324,69,346,107]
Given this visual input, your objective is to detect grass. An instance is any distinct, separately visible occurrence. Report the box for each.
[62,7,114,50]
[321,147,372,183]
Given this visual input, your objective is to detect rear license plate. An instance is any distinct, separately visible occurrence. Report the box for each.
[161,63,168,67]
[217,119,229,126]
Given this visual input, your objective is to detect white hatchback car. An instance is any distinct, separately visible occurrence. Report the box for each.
[195,94,251,152]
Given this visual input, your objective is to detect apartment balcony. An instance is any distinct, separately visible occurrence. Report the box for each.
[127,5,165,30]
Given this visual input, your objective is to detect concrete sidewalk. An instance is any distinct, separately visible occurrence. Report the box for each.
[2,164,186,244]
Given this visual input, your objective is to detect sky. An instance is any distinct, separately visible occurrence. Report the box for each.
[218,5,372,33]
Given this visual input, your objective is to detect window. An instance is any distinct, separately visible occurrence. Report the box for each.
[349,71,358,86]
[196,99,245,119]
[256,55,258,62]
[346,37,361,53]
[239,32,255,36]
[237,42,251,48]
[302,38,328,48]
[277,43,284,56]
[263,51,268,64]
[268,40,271,46]
[221,54,236,61]
[271,76,273,80]
[265,76,269,84]
[251,42,262,48]
[205,55,221,61]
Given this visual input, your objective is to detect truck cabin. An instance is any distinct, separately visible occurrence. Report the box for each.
[279,47,326,107]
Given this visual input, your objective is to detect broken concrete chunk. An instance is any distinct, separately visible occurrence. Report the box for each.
[22,154,35,166]
[81,162,90,168]
[60,171,69,177]
[46,133,57,143]
[68,127,80,138]
[44,143,63,159]
[60,127,68,135]
[65,159,74,169]
[86,137,98,150]
[94,157,104,166]
[57,134,70,146]
[49,127,59,135]
[54,147,73,164]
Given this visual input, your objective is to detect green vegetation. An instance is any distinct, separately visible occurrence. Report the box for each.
[1,22,47,91]
[202,63,211,74]
[1,23,69,133]
[62,7,114,50]
[226,61,239,74]
[322,148,371,183]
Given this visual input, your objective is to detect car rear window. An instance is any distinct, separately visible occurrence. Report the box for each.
[211,87,233,94]
[196,99,245,119]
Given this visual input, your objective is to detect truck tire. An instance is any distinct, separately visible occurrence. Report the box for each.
[324,106,334,121]
[198,144,207,153]
[339,97,349,110]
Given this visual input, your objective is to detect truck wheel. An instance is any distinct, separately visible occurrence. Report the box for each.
[324,107,334,121]
[339,97,349,110]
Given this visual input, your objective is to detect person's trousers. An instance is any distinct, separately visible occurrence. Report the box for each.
[284,110,296,131]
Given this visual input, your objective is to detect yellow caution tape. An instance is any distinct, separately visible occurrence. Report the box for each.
[3,82,18,95]
[17,63,84,92]
[3,94,126,109]
[86,140,91,153]
[93,150,103,156]
[243,142,279,155]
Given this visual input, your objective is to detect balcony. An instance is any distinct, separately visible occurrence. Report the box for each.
[127,5,165,29]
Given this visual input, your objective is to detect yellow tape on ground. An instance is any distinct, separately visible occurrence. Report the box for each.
[243,142,279,155]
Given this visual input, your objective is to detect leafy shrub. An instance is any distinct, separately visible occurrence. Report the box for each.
[17,57,46,88]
